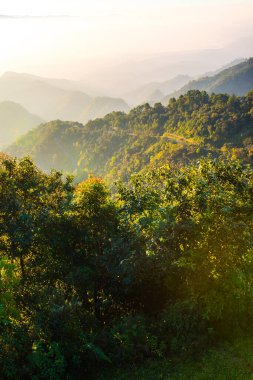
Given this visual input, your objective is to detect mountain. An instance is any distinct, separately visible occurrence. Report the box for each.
[0,72,129,123]
[163,58,253,103]
[7,89,253,182]
[124,75,191,106]
[0,101,42,148]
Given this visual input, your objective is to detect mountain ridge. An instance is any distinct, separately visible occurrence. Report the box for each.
[163,57,253,103]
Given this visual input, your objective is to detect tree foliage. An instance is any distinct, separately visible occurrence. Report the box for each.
[1,154,253,378]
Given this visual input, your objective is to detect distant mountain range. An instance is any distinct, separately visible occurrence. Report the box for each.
[163,57,253,103]
[0,101,42,148]
[0,72,129,123]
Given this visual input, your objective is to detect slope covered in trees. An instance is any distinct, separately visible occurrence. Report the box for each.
[163,57,253,103]
[1,155,253,378]
[7,89,253,182]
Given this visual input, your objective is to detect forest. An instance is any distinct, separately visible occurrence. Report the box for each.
[1,151,253,378]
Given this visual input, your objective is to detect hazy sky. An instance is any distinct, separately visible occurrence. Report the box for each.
[0,0,252,79]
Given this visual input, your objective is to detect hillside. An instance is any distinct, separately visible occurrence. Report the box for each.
[163,57,253,103]
[0,72,129,123]
[0,101,42,148]
[7,89,253,182]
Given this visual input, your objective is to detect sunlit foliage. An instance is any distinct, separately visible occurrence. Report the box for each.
[1,154,253,378]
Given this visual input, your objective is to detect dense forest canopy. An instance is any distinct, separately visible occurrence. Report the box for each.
[1,155,253,378]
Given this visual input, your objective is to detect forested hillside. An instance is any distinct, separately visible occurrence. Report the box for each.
[163,57,253,102]
[7,89,253,182]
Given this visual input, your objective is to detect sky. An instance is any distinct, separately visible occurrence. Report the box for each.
[0,0,252,79]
